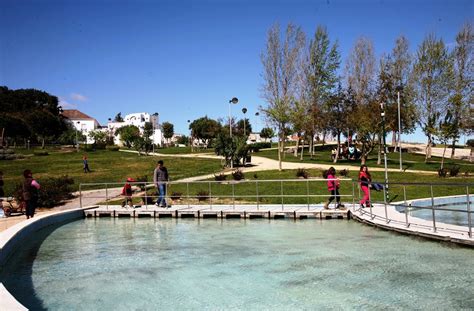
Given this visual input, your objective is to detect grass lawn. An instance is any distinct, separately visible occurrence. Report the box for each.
[154,146,214,154]
[255,147,474,173]
[0,149,222,194]
[122,168,473,206]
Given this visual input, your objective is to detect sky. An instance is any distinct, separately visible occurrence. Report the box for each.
[0,0,472,143]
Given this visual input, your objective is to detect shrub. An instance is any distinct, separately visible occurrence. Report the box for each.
[34,151,49,156]
[438,168,448,178]
[232,169,244,181]
[248,142,271,152]
[214,173,227,181]
[14,175,75,208]
[134,175,148,191]
[170,192,182,200]
[253,173,258,179]
[296,168,308,179]
[79,144,94,151]
[339,169,349,177]
[196,190,209,201]
[106,145,120,151]
[93,143,107,150]
[449,165,461,177]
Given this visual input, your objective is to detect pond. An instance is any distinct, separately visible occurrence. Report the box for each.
[1,218,473,310]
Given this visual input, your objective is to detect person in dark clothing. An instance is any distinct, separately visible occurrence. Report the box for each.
[153,160,169,207]
[22,169,40,219]
[83,154,91,173]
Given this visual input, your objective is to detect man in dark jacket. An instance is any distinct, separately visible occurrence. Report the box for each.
[153,160,169,207]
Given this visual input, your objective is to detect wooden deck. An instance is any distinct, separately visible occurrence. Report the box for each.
[84,204,352,220]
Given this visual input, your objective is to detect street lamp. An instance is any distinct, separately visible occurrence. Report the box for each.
[152,112,159,154]
[228,97,238,137]
[380,103,389,204]
[187,119,193,152]
[76,121,80,152]
[242,107,247,136]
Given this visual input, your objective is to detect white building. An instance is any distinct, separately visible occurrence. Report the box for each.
[62,109,100,144]
[107,112,163,146]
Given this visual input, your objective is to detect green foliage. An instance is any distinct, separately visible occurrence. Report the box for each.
[105,145,120,151]
[196,190,210,201]
[232,169,244,181]
[88,130,108,145]
[115,125,140,148]
[189,116,222,147]
[260,127,274,140]
[114,112,124,122]
[248,142,271,152]
[296,168,309,179]
[170,192,182,200]
[449,165,461,177]
[467,139,474,148]
[213,134,249,167]
[33,151,49,156]
[162,122,174,141]
[14,175,75,208]
[214,173,227,181]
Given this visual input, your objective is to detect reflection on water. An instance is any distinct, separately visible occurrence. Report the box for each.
[1,218,474,310]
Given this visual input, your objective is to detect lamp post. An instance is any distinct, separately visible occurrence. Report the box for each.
[242,108,247,136]
[152,112,159,154]
[380,103,389,202]
[75,121,80,152]
[187,119,193,152]
[228,97,238,137]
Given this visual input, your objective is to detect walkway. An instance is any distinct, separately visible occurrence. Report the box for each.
[351,203,474,246]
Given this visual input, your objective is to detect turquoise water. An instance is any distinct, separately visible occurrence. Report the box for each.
[1,218,474,310]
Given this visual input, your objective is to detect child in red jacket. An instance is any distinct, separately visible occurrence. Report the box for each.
[324,167,344,209]
[121,177,135,208]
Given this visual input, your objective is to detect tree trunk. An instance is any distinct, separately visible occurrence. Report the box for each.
[450,139,456,159]
[333,132,340,164]
[470,147,473,163]
[294,134,299,157]
[392,131,397,152]
[440,143,447,170]
[425,135,432,162]
[42,137,45,149]
[310,129,315,159]
[278,129,283,171]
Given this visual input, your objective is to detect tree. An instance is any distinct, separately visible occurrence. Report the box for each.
[162,122,174,146]
[213,133,249,167]
[449,23,473,158]
[260,23,305,170]
[235,119,252,137]
[114,112,124,122]
[115,125,140,148]
[437,111,457,170]
[189,116,222,148]
[88,130,108,145]
[306,25,341,158]
[143,122,154,152]
[346,37,378,164]
[260,127,274,142]
[412,34,451,161]
[386,36,418,149]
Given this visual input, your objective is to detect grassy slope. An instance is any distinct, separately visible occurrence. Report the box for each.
[0,149,221,194]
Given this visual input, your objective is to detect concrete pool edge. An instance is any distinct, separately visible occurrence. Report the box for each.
[0,206,98,310]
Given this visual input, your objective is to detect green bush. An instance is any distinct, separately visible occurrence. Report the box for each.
[106,145,120,151]
[438,168,448,178]
[248,142,271,152]
[196,190,209,201]
[214,173,227,181]
[339,169,350,177]
[449,165,461,177]
[232,169,244,181]
[296,168,309,179]
[170,192,182,200]
[93,143,107,150]
[13,175,75,208]
[34,151,49,156]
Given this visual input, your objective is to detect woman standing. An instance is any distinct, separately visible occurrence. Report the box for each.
[358,165,372,208]
[22,169,40,219]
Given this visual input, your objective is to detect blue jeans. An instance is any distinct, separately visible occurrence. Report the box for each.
[156,183,167,206]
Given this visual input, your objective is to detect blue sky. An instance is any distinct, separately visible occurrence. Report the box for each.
[1,0,472,143]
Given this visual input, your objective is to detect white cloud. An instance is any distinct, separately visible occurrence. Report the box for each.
[70,93,88,102]
[59,97,76,109]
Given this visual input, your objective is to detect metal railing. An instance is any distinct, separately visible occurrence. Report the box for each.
[79,178,353,211]
[78,179,474,237]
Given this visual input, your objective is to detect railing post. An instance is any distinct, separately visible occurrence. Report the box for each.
[79,183,83,209]
[256,180,259,210]
[467,186,472,238]
[306,179,310,210]
[403,185,409,227]
[368,183,373,219]
[352,181,355,212]
[431,185,436,232]
[383,183,388,223]
[281,180,284,211]
[187,182,190,209]
[144,183,148,210]
[105,183,108,210]
[232,183,235,210]
[209,181,212,210]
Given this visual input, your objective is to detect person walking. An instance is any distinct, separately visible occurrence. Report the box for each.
[83,154,91,173]
[22,169,40,219]
[358,165,372,208]
[324,167,344,209]
[154,160,169,207]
